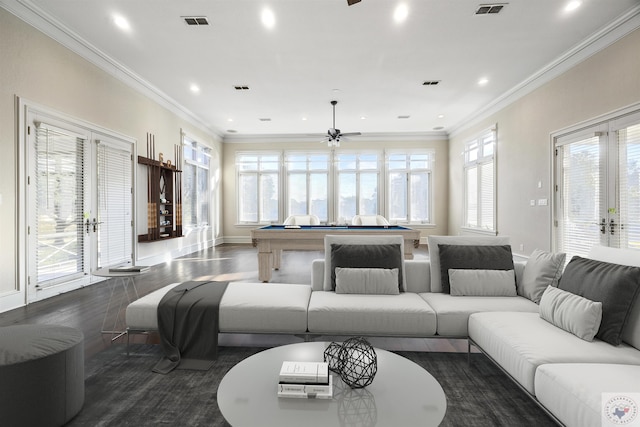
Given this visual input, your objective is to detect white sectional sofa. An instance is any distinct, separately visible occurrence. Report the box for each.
[469,245,640,427]
[125,236,640,426]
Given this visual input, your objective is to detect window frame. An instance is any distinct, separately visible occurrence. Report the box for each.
[462,125,497,234]
[182,137,212,230]
[284,151,331,222]
[385,150,435,225]
[236,151,282,225]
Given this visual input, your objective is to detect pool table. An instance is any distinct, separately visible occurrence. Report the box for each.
[250,225,421,282]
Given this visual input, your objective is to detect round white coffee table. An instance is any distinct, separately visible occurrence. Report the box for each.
[217,341,447,426]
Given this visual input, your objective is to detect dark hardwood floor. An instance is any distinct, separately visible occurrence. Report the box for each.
[0,244,469,359]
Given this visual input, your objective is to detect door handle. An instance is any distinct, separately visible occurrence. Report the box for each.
[609,219,618,235]
[86,218,91,234]
[599,218,606,235]
[91,218,104,233]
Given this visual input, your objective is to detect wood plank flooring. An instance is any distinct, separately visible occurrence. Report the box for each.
[0,244,469,359]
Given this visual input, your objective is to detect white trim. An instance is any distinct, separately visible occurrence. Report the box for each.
[449,5,640,138]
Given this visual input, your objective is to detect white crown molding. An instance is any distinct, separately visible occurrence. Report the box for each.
[1,0,224,140]
[223,131,448,144]
[449,4,640,138]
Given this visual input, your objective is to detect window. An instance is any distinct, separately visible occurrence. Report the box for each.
[336,153,380,222]
[235,148,436,226]
[183,139,211,228]
[237,153,280,223]
[463,127,496,233]
[285,153,329,222]
[387,151,433,224]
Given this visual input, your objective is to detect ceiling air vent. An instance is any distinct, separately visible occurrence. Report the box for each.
[259,118,271,122]
[234,86,250,90]
[475,4,506,15]
[183,16,209,26]
[422,80,441,86]
[397,115,411,119]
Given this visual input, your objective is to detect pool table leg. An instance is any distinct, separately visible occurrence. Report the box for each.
[258,252,273,282]
[272,249,282,270]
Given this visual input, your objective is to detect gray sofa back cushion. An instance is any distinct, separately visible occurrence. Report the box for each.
[438,244,515,294]
[330,244,403,291]
[427,236,510,293]
[559,256,640,346]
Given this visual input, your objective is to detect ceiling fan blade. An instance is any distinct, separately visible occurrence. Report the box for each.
[340,132,361,137]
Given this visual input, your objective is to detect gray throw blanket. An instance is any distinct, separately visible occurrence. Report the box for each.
[153,280,229,374]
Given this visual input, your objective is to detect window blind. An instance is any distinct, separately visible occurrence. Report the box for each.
[618,123,640,250]
[35,124,85,286]
[557,135,602,258]
[97,141,132,268]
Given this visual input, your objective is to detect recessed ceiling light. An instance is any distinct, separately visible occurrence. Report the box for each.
[478,77,489,86]
[227,118,234,122]
[261,8,276,29]
[565,1,581,12]
[394,3,409,24]
[360,116,367,120]
[190,84,200,93]
[437,114,445,119]
[112,14,131,32]
[301,117,308,121]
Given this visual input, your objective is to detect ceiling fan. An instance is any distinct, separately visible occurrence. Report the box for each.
[322,100,361,147]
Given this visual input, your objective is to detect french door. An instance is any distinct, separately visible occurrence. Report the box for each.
[554,109,640,260]
[25,109,134,302]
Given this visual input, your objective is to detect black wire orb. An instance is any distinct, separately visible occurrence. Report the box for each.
[338,337,378,389]
[323,341,345,373]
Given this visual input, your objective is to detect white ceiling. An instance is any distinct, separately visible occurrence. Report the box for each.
[5,0,640,140]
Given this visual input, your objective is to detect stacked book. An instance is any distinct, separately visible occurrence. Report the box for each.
[278,361,333,399]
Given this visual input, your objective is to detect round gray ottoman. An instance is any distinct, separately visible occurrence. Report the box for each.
[0,324,84,427]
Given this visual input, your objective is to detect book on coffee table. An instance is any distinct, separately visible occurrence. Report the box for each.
[279,361,329,384]
[278,374,333,399]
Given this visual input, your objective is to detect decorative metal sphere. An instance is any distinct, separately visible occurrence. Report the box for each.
[338,337,378,389]
[323,341,345,373]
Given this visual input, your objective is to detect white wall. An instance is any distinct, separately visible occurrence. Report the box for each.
[0,8,222,311]
[448,27,640,256]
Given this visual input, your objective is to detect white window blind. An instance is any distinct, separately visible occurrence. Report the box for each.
[35,124,85,286]
[617,123,640,250]
[463,127,496,233]
[97,141,132,268]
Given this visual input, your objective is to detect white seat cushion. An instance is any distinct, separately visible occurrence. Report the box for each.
[420,293,538,336]
[126,282,311,334]
[307,291,436,336]
[468,312,640,395]
[219,282,311,333]
[535,364,640,427]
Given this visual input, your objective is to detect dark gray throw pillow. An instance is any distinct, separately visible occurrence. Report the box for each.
[330,244,403,291]
[558,256,640,346]
[438,244,515,294]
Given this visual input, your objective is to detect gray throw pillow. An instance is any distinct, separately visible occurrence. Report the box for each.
[539,285,602,342]
[335,267,400,295]
[519,249,566,303]
[559,256,640,346]
[438,244,515,294]
[448,269,517,296]
[330,244,403,291]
